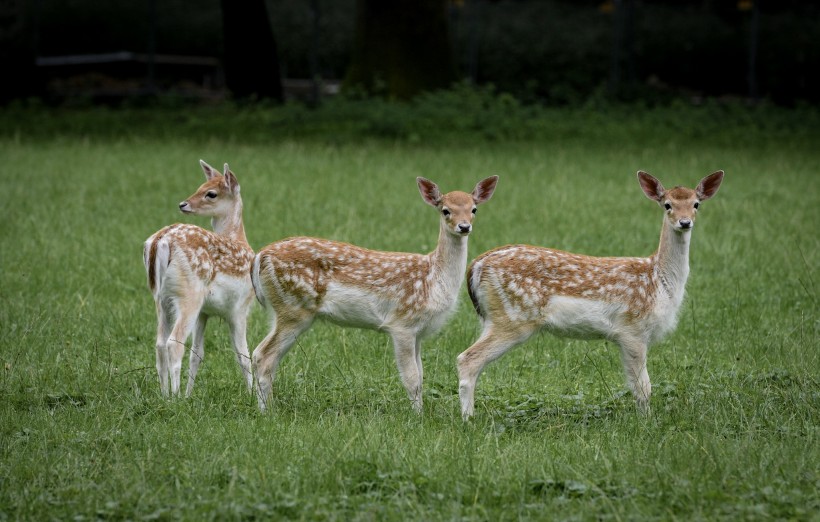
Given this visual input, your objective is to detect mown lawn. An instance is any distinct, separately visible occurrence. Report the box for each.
[0,99,817,520]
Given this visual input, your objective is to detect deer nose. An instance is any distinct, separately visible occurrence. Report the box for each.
[179,201,190,212]
[458,223,472,234]
[679,219,692,229]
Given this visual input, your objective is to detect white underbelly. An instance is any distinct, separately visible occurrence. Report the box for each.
[202,274,251,317]
[318,283,393,330]
[541,295,627,340]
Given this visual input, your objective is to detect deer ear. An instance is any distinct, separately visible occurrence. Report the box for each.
[223,169,240,195]
[637,171,665,202]
[472,175,498,205]
[200,159,219,180]
[417,177,441,207]
[696,170,724,201]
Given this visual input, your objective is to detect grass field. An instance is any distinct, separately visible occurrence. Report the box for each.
[0,99,818,520]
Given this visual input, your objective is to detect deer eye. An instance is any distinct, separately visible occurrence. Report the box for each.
[664,202,672,211]
[442,208,451,217]
[205,191,218,199]
[471,207,477,215]
[694,201,700,209]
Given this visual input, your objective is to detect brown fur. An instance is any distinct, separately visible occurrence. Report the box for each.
[470,245,658,320]
[148,224,253,290]
[256,237,432,315]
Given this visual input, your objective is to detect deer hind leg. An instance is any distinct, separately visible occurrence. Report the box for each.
[390,329,423,412]
[617,336,651,413]
[457,325,531,420]
[166,298,203,396]
[154,301,172,396]
[227,310,253,393]
[185,314,208,397]
[252,315,312,412]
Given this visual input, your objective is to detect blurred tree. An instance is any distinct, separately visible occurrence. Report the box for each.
[221,0,283,101]
[608,0,636,98]
[0,0,39,103]
[345,0,455,99]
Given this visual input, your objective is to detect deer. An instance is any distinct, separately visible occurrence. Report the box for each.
[143,160,255,397]
[457,170,724,419]
[251,175,499,412]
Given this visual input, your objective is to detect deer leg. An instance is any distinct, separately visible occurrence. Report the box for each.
[227,311,253,393]
[185,314,208,397]
[154,301,172,396]
[252,316,312,412]
[617,336,651,413]
[390,329,423,412]
[414,337,424,394]
[457,326,530,420]
[166,301,201,396]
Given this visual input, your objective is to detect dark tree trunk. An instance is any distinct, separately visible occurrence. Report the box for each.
[220,0,283,101]
[345,0,455,99]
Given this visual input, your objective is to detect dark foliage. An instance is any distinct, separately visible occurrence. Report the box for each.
[11,0,820,104]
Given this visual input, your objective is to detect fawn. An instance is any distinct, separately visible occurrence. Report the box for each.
[251,176,499,412]
[457,170,724,419]
[143,160,255,396]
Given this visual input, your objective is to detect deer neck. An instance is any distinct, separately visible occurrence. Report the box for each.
[211,199,249,245]
[653,218,691,300]
[429,223,469,294]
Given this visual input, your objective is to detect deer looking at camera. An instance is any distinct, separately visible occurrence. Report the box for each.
[143,160,255,397]
[457,170,724,419]
[251,176,498,412]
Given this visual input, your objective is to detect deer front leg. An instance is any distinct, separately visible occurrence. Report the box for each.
[390,329,423,413]
[185,314,208,397]
[617,336,651,413]
[414,337,423,391]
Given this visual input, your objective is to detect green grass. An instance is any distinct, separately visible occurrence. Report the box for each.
[0,100,818,520]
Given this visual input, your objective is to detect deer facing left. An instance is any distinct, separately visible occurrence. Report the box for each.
[143,160,255,396]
